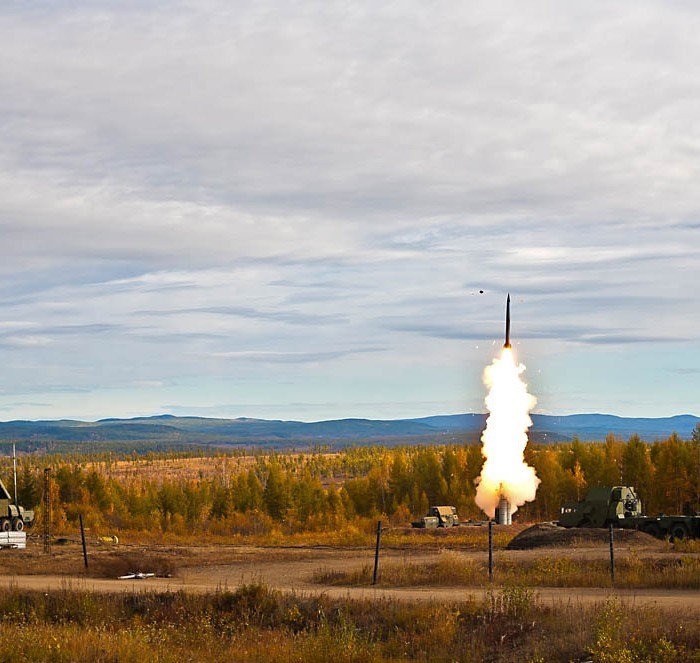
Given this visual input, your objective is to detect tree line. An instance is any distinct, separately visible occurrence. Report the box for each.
[5,427,699,536]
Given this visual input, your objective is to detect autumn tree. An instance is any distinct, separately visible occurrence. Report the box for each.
[621,435,653,510]
[263,462,290,520]
[651,434,691,514]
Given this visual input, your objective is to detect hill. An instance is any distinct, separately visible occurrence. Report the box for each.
[0,412,697,452]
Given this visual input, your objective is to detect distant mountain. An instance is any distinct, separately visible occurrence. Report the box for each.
[0,412,697,449]
[0,415,439,445]
[412,413,700,440]
[530,413,700,440]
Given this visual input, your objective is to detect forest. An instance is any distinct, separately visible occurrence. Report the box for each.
[4,427,699,540]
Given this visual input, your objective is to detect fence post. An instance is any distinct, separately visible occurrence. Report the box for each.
[373,520,382,585]
[43,468,52,554]
[488,520,493,582]
[80,514,88,569]
[609,523,615,584]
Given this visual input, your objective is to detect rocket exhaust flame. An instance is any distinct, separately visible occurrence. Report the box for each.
[474,296,540,520]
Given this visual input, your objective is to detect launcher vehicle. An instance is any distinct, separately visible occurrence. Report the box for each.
[0,478,34,531]
[559,485,700,540]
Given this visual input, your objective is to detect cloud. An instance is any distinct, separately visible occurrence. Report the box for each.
[129,380,166,389]
[0,402,52,411]
[577,334,691,346]
[136,305,347,326]
[1,1,700,419]
[0,335,53,347]
[208,348,384,364]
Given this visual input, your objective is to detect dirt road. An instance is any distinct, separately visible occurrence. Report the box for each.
[1,573,697,611]
[1,546,698,612]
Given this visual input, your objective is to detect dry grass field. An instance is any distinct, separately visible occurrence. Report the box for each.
[86,454,259,482]
[1,531,699,662]
[3,442,699,660]
[3,524,699,599]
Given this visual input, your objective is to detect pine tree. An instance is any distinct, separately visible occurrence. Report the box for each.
[17,464,40,509]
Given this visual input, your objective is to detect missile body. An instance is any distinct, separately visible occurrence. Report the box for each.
[495,493,512,525]
[504,294,511,348]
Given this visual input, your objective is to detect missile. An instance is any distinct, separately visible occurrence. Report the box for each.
[496,493,512,525]
[504,293,511,348]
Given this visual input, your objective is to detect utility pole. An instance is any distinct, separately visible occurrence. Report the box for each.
[12,442,18,505]
[43,468,51,554]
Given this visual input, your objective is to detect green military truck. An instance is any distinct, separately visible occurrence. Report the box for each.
[559,485,700,540]
[411,505,460,528]
[0,478,34,531]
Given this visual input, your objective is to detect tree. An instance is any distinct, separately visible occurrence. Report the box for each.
[529,449,566,520]
[17,464,41,509]
[292,471,324,523]
[388,451,411,511]
[343,477,376,517]
[578,444,607,488]
[85,470,110,511]
[566,460,586,501]
[652,434,691,514]
[263,462,289,520]
[602,434,624,486]
[56,465,85,505]
[621,435,653,509]
[245,470,264,511]
[210,485,230,520]
[412,449,443,506]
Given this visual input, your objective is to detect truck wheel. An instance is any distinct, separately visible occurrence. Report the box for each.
[670,524,688,541]
[0,519,11,532]
[12,518,24,532]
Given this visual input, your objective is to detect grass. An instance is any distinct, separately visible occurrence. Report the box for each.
[672,537,700,553]
[0,583,697,662]
[381,524,519,549]
[314,550,700,590]
[39,520,523,550]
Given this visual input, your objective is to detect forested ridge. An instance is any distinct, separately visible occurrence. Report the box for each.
[5,427,699,538]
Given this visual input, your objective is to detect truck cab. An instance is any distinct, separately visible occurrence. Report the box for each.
[0,479,34,531]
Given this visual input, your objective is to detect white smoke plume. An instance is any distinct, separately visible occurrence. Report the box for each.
[474,347,540,518]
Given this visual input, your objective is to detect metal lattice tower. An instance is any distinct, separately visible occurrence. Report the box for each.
[43,468,51,554]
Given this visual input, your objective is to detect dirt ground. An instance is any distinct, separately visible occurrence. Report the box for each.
[507,521,669,550]
[1,532,698,612]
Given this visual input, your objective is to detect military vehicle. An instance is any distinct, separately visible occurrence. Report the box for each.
[0,478,34,531]
[411,505,460,528]
[559,485,700,540]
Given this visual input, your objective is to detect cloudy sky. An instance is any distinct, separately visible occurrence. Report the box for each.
[1,1,699,422]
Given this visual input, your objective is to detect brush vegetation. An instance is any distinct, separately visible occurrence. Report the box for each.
[0,583,698,662]
[314,550,700,590]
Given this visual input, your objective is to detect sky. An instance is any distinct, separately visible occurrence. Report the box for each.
[1,1,699,422]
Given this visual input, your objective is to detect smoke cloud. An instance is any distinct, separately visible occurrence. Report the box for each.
[475,348,540,518]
